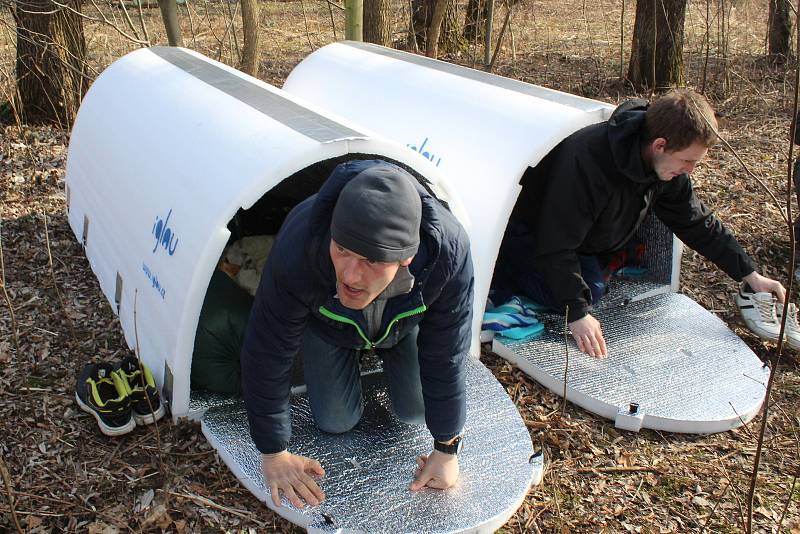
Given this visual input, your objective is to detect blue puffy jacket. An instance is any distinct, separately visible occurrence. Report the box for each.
[241,160,474,454]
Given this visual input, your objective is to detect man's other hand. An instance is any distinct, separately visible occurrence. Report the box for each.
[262,451,326,508]
[569,313,608,358]
[743,271,786,303]
[409,450,460,491]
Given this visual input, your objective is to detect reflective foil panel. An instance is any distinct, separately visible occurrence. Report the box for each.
[202,356,539,533]
[494,293,769,433]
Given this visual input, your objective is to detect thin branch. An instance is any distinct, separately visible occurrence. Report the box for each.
[299,0,315,51]
[42,211,75,343]
[0,454,23,534]
[326,0,337,40]
[487,0,513,72]
[183,0,198,49]
[133,289,167,475]
[0,205,20,357]
[699,479,731,533]
[136,0,151,45]
[163,490,268,527]
[775,473,797,531]
[746,4,800,529]
[561,305,569,416]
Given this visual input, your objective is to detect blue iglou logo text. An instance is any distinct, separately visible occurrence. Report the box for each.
[407,137,443,167]
[152,208,179,255]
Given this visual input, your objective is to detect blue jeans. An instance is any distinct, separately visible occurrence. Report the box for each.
[301,325,425,434]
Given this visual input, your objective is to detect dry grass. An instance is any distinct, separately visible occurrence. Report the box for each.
[1,0,800,532]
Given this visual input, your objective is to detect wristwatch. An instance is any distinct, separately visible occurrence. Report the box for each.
[433,435,464,455]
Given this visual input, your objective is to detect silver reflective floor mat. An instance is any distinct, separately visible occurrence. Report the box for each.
[493,293,769,434]
[202,356,540,533]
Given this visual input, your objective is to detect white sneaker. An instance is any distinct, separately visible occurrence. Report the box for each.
[736,285,781,343]
[775,303,800,351]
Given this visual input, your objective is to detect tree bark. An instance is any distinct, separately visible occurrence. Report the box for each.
[426,0,447,56]
[240,0,260,76]
[346,0,364,41]
[364,0,391,45]
[463,0,486,42]
[627,0,687,92]
[767,0,792,63]
[157,0,183,47]
[410,0,463,54]
[15,0,87,126]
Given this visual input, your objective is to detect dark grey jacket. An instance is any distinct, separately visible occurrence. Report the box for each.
[241,160,474,454]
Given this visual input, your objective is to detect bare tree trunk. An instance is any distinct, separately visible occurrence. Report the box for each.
[410,0,463,54]
[426,0,447,56]
[627,0,687,92]
[15,0,87,126]
[463,0,486,41]
[768,0,793,64]
[157,0,183,47]
[364,0,391,45]
[240,0,260,76]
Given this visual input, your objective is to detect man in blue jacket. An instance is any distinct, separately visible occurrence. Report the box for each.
[494,89,785,357]
[241,159,474,508]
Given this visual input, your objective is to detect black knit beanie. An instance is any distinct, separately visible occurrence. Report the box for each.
[330,165,422,262]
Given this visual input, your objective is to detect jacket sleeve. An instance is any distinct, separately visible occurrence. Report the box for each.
[653,175,756,281]
[532,153,605,322]
[240,231,311,454]
[416,226,474,442]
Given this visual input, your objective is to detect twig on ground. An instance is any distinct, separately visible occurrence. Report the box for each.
[699,479,730,533]
[775,473,798,532]
[576,466,663,474]
[0,454,23,534]
[163,490,268,527]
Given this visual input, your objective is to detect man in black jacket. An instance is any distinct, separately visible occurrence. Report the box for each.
[494,89,785,357]
[240,160,473,508]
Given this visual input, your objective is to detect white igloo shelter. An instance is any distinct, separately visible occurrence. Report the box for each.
[284,41,770,435]
[65,47,541,533]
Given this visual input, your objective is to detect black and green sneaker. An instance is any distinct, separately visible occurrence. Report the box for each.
[116,356,166,425]
[75,362,135,436]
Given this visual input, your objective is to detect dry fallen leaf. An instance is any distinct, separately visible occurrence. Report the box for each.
[87,522,119,534]
[141,503,172,530]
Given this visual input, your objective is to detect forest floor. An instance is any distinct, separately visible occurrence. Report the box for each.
[1,0,800,532]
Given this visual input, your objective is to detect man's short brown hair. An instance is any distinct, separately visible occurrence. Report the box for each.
[644,89,718,151]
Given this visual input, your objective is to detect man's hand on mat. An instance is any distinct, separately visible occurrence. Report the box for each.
[409,450,460,491]
[569,314,608,358]
[262,451,326,508]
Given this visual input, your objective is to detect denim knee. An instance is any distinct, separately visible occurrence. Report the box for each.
[313,401,364,434]
[392,405,425,426]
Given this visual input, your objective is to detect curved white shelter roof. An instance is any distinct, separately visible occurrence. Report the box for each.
[285,41,614,342]
[66,46,467,417]
[65,47,541,533]
[284,42,767,435]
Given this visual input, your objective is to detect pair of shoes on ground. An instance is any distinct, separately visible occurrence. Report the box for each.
[75,355,166,436]
[736,283,800,351]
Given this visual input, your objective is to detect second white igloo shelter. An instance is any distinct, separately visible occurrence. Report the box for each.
[285,41,769,435]
[65,46,541,533]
